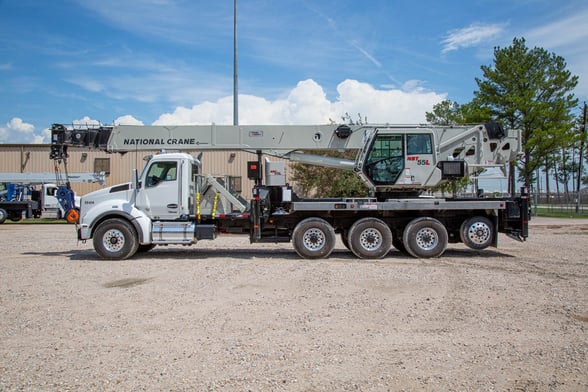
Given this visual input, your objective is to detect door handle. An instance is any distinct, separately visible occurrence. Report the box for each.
[167,203,178,208]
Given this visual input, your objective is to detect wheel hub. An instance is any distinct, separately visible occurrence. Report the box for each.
[103,229,125,252]
[415,228,438,250]
[469,223,490,244]
[302,228,325,251]
[359,228,382,250]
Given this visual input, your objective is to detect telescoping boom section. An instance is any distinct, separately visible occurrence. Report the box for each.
[51,122,521,196]
[49,122,529,260]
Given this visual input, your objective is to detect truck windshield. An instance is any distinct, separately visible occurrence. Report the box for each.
[364,134,404,185]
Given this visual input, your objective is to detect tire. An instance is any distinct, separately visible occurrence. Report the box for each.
[403,217,448,258]
[292,217,336,259]
[460,216,494,250]
[93,218,139,260]
[0,208,7,224]
[348,218,392,259]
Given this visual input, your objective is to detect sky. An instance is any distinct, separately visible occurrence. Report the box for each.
[1,0,587,145]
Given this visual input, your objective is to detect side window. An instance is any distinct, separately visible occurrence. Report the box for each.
[407,134,432,155]
[94,158,111,176]
[145,161,177,188]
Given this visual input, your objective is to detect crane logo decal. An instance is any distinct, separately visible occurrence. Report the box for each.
[123,138,200,146]
[407,156,430,165]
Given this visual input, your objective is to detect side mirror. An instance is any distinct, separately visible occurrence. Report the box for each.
[132,169,139,189]
[130,169,139,204]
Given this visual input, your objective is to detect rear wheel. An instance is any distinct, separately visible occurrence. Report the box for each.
[0,208,7,224]
[403,217,448,258]
[292,218,336,259]
[93,218,139,260]
[348,218,392,259]
[460,216,494,250]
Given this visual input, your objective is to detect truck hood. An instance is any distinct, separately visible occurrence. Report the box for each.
[80,182,133,208]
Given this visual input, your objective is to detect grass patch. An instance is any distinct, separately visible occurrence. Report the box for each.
[2,218,69,224]
[533,210,588,219]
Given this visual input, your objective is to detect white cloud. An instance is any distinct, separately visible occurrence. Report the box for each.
[114,115,144,126]
[154,79,445,126]
[441,23,506,54]
[2,79,446,143]
[71,115,144,127]
[68,78,104,93]
[0,118,38,143]
[72,116,101,127]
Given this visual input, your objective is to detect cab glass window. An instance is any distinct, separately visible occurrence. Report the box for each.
[407,134,432,155]
[145,161,177,188]
[365,134,404,185]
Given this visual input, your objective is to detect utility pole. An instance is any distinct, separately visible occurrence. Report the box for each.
[576,102,586,213]
[233,0,239,126]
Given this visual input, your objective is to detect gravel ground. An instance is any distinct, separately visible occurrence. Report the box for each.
[0,217,587,391]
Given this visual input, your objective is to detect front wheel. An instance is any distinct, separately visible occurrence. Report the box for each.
[292,217,336,259]
[403,217,448,258]
[0,208,7,224]
[348,218,392,259]
[93,218,139,260]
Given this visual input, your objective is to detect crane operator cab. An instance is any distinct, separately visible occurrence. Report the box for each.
[360,129,436,198]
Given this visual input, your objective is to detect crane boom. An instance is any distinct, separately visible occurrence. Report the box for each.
[50,122,521,196]
[0,172,106,185]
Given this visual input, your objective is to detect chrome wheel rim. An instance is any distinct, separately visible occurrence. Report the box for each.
[415,227,438,251]
[302,228,326,251]
[467,222,491,245]
[358,228,382,251]
[102,229,125,252]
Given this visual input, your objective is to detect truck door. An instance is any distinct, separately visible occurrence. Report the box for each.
[136,159,181,220]
[364,134,404,185]
[43,185,61,214]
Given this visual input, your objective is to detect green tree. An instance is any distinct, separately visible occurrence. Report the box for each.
[291,114,369,198]
[425,100,464,125]
[426,99,494,126]
[289,150,369,198]
[474,37,579,193]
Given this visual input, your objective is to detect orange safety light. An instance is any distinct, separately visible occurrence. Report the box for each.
[65,209,80,224]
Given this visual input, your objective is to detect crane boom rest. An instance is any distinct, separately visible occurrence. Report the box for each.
[49,122,529,260]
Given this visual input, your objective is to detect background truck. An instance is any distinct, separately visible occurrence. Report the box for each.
[0,172,105,224]
[49,122,529,260]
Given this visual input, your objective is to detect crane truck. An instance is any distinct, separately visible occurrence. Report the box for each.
[49,122,529,260]
[0,172,106,224]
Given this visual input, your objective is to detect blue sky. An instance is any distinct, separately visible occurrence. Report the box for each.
[1,0,587,144]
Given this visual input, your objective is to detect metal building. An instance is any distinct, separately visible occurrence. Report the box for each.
[0,144,289,199]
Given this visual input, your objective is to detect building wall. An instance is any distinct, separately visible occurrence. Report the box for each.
[0,144,291,199]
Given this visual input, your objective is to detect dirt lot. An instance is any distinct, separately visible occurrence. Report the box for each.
[0,218,587,391]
